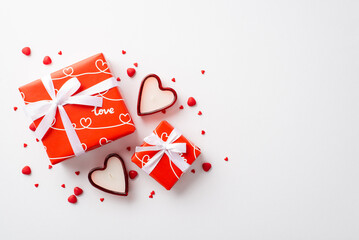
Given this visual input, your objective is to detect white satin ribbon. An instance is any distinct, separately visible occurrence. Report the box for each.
[24,75,118,156]
[135,128,190,174]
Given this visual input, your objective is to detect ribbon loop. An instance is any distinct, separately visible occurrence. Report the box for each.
[23,75,117,156]
[135,128,190,175]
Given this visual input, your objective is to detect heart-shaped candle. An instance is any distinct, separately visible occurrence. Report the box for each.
[137,74,177,116]
[88,154,128,196]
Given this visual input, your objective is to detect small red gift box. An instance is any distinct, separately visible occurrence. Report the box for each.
[131,121,201,190]
[19,53,136,164]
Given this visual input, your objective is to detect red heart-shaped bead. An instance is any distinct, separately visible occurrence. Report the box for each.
[129,170,138,179]
[22,47,31,56]
[74,187,83,196]
[122,50,126,54]
[43,56,52,65]
[127,68,136,77]
[202,163,212,172]
[68,195,77,204]
[22,166,31,175]
[187,97,196,107]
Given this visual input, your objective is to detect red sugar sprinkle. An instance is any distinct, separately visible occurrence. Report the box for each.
[191,169,195,173]
[116,77,121,81]
[35,138,39,142]
[126,146,131,151]
[23,143,28,148]
[75,171,80,175]
[224,157,228,161]
[61,184,65,188]
[179,105,184,110]
[198,111,202,115]
[29,122,36,131]
[68,195,77,204]
[58,51,62,55]
[48,165,52,169]
[172,78,176,82]
[74,187,83,196]
[202,163,212,172]
[201,70,205,74]
[13,106,18,111]
[151,191,155,195]
[201,130,206,135]
[149,195,153,198]
[100,198,105,202]
[34,184,39,188]
[127,68,136,77]
[22,166,31,175]
[22,47,31,56]
[122,50,126,54]
[134,63,138,67]
[129,170,138,179]
[187,97,196,107]
[43,56,52,65]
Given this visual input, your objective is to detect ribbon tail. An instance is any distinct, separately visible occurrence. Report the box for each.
[142,150,165,174]
[58,105,85,156]
[166,151,190,173]
[35,104,57,139]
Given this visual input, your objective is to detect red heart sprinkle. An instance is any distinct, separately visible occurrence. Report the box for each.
[191,169,195,173]
[48,165,52,169]
[179,105,184,109]
[134,63,138,67]
[129,170,138,179]
[151,191,155,195]
[100,198,104,202]
[198,111,202,115]
[74,187,83,196]
[172,78,176,82]
[23,143,28,148]
[122,50,126,54]
[34,184,39,188]
[61,184,65,188]
[43,56,52,65]
[13,106,18,111]
[187,97,196,107]
[35,138,39,142]
[68,195,77,204]
[201,130,206,135]
[224,157,228,161]
[22,166,31,175]
[58,51,62,55]
[116,77,121,81]
[201,70,205,74]
[22,47,31,56]
[149,195,153,198]
[126,146,131,151]
[29,122,36,131]
[127,68,136,77]
[75,171,80,175]
[202,163,212,172]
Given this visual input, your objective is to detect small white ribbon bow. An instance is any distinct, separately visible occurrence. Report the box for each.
[24,75,117,156]
[135,128,190,174]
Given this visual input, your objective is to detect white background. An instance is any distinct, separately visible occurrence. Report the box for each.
[0,0,358,239]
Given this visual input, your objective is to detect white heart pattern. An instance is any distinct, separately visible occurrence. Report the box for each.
[99,137,112,146]
[80,117,92,128]
[119,113,131,124]
[95,59,109,72]
[63,67,74,76]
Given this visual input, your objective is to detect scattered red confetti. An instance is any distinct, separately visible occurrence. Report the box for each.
[23,143,28,148]
[74,187,83,196]
[58,51,62,55]
[34,184,39,188]
[149,195,153,198]
[22,166,31,175]
[127,68,136,77]
[201,70,205,74]
[22,47,31,56]
[43,56,52,65]
[35,138,39,142]
[116,77,121,81]
[75,171,80,175]
[13,106,18,111]
[134,63,138,67]
[198,111,202,115]
[179,105,184,110]
[100,198,104,202]
[202,163,212,172]
[48,165,52,169]
[129,170,138,179]
[172,78,176,82]
[187,97,196,107]
[151,191,155,195]
[161,109,166,114]
[29,122,36,131]
[122,50,126,54]
[224,157,228,161]
[126,146,131,151]
[201,130,206,135]
[61,184,65,188]
[68,195,77,204]
[191,169,195,173]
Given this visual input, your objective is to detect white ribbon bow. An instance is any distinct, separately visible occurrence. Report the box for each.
[135,128,190,174]
[24,75,118,156]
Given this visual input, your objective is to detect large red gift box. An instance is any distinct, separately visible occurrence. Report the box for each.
[131,121,201,190]
[19,53,136,164]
